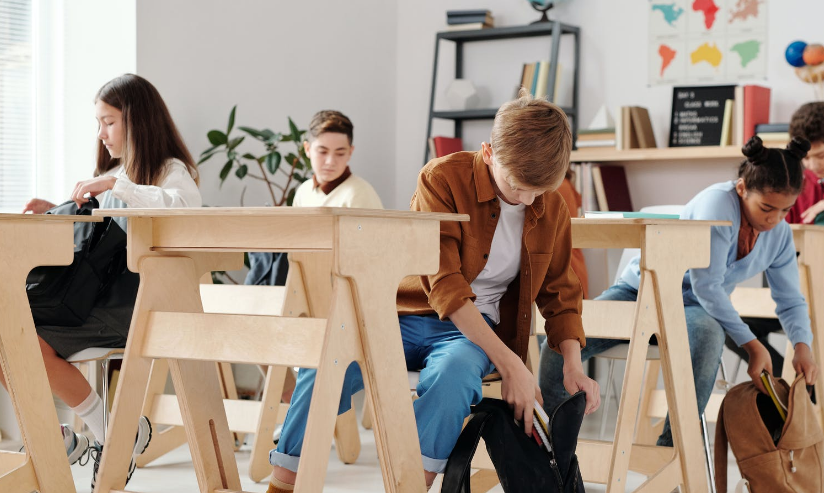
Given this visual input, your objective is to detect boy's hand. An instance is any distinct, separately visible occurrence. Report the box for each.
[71,176,117,207]
[801,200,824,224]
[499,354,542,436]
[793,342,818,386]
[743,339,772,394]
[559,339,600,415]
[22,198,56,214]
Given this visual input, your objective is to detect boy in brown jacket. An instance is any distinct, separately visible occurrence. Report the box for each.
[267,91,600,492]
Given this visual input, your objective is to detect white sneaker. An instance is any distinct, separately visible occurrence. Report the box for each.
[62,424,91,465]
[91,416,153,490]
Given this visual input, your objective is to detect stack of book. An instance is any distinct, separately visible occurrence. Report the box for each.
[518,61,560,100]
[446,9,494,31]
[755,123,790,145]
[575,127,615,148]
[427,136,463,158]
[616,106,657,150]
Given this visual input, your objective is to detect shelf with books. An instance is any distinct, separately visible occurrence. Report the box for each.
[569,145,756,164]
[433,107,575,121]
[425,20,580,165]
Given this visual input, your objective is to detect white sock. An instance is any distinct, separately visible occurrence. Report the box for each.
[71,391,106,445]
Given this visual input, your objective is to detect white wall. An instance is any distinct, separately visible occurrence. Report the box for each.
[135,0,398,209]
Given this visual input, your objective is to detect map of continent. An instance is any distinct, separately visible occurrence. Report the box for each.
[691,42,722,68]
[692,0,720,29]
[730,40,760,67]
[659,44,677,76]
[652,3,685,26]
[729,0,761,23]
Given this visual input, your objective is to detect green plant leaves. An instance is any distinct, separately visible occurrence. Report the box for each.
[288,118,302,143]
[235,164,248,179]
[227,136,245,150]
[242,153,257,160]
[227,105,237,135]
[198,145,222,165]
[219,159,233,185]
[266,152,281,174]
[208,130,228,146]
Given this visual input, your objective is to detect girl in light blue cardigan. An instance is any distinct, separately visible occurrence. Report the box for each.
[540,136,818,446]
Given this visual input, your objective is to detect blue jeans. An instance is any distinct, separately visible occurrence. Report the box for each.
[538,282,725,446]
[269,314,496,474]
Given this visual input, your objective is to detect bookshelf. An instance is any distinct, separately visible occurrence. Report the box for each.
[425,21,581,165]
[570,146,745,164]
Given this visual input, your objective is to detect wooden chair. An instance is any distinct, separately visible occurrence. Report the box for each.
[135,283,362,481]
[0,213,100,493]
[92,207,464,493]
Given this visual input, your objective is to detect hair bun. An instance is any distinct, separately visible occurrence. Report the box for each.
[742,136,769,164]
[786,137,811,160]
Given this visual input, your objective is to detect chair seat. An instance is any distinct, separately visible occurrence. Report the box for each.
[598,343,660,361]
[66,347,125,364]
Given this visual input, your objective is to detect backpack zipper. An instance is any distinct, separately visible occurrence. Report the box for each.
[546,391,585,490]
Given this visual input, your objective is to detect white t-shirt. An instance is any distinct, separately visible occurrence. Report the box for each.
[292,174,383,209]
[470,199,525,323]
[99,158,201,229]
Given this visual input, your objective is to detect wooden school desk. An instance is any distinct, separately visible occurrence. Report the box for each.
[90,207,466,493]
[570,218,727,493]
[0,213,101,493]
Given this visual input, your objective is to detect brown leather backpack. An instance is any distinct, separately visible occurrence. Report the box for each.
[715,374,824,492]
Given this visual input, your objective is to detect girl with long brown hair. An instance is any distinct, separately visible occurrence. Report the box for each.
[20,74,200,488]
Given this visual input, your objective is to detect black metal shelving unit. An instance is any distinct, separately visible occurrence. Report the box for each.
[424,21,581,165]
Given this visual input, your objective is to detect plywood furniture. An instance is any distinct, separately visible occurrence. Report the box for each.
[91,207,466,493]
[0,213,101,493]
[136,283,361,481]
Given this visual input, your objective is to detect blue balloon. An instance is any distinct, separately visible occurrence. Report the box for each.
[786,41,808,67]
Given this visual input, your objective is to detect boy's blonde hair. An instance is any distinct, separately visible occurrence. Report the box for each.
[490,89,571,190]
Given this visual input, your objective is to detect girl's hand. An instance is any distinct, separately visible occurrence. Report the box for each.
[71,176,117,207]
[743,339,773,394]
[22,198,56,214]
[792,342,818,386]
[801,200,824,224]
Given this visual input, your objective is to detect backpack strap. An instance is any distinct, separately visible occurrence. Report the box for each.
[442,410,494,493]
[714,397,729,493]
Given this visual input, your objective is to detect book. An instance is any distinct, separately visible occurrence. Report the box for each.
[620,106,639,149]
[734,85,744,146]
[521,63,536,94]
[742,85,771,144]
[446,22,492,31]
[584,211,680,219]
[574,139,617,148]
[446,9,490,17]
[598,165,633,211]
[755,123,790,133]
[760,371,787,421]
[447,13,493,25]
[757,132,790,142]
[629,107,656,148]
[428,136,463,158]
[578,127,616,135]
[577,130,616,140]
[531,61,541,96]
[720,99,734,147]
[532,400,553,454]
[534,60,550,99]
[591,166,608,211]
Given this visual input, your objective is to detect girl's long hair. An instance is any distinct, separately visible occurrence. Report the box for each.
[95,74,198,186]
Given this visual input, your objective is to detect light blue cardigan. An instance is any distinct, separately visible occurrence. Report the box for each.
[618,181,812,348]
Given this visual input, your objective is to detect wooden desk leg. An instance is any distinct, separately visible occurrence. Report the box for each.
[335,406,362,464]
[335,216,435,493]
[134,359,188,468]
[248,365,287,483]
[644,225,711,493]
[799,231,824,429]
[0,221,77,493]
[96,256,240,493]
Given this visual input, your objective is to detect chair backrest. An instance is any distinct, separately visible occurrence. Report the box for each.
[613,205,685,284]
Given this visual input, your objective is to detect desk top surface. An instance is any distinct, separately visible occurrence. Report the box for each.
[94,207,469,222]
[790,224,824,232]
[571,218,730,227]
[0,213,100,222]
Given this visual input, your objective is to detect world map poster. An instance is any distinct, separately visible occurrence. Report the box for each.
[648,0,768,85]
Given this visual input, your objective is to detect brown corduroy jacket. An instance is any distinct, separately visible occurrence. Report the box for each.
[396,150,586,361]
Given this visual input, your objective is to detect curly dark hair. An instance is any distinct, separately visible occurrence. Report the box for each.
[789,102,824,144]
[738,136,810,195]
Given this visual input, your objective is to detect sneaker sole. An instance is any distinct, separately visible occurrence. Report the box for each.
[133,416,153,457]
[67,434,90,465]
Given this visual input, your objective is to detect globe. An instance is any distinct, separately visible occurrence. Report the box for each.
[527,0,571,23]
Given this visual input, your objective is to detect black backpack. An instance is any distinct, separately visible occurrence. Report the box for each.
[25,198,130,326]
[443,393,587,493]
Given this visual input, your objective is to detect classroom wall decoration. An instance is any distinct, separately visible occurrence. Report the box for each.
[648,0,768,85]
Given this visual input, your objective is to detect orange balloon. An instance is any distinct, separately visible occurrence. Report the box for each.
[803,44,824,66]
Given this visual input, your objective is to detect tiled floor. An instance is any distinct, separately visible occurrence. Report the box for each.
[2,395,743,493]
